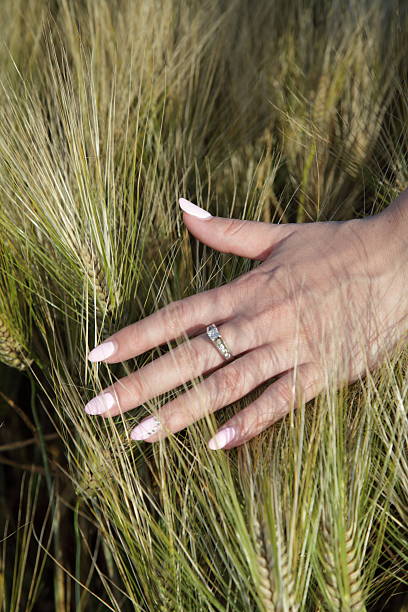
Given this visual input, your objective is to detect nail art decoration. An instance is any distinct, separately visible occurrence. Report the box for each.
[130,415,162,441]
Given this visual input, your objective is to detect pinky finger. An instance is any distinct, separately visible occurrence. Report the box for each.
[207,362,323,450]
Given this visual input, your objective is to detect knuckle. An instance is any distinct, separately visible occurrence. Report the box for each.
[272,301,293,329]
[126,374,146,403]
[264,264,292,299]
[253,308,276,343]
[220,285,237,315]
[274,378,295,406]
[162,299,188,333]
[273,264,293,290]
[207,286,228,313]
[252,404,273,431]
[230,269,262,305]
[263,298,294,333]
[185,339,203,366]
[233,311,270,349]
[210,365,244,406]
[222,366,242,392]
[172,339,203,374]
[262,344,280,373]
[236,313,260,348]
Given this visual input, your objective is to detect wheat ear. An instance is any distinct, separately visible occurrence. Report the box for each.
[79,244,121,337]
[320,520,366,611]
[344,524,366,611]
[253,512,278,612]
[277,535,298,612]
[320,520,342,609]
[0,315,32,371]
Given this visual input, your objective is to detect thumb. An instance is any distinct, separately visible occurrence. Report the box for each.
[179,198,287,260]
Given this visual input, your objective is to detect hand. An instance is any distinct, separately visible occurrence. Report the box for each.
[84,197,408,450]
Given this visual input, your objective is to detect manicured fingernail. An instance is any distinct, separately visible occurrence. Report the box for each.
[88,340,117,362]
[130,416,162,441]
[208,427,236,450]
[84,392,116,415]
[179,198,212,219]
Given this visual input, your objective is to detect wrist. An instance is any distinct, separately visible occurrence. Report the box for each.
[375,188,408,245]
[367,190,408,321]
[352,191,408,286]
[364,189,408,265]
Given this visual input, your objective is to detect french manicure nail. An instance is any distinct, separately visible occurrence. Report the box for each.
[179,198,212,219]
[88,340,117,362]
[84,392,116,415]
[208,427,236,450]
[130,416,162,441]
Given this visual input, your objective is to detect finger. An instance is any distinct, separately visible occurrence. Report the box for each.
[85,306,299,417]
[207,362,323,449]
[179,198,293,261]
[87,283,236,364]
[128,343,299,441]
[86,316,253,416]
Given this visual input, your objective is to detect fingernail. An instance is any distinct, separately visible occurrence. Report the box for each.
[130,416,162,440]
[208,427,236,450]
[179,198,212,219]
[84,392,116,415]
[88,340,117,362]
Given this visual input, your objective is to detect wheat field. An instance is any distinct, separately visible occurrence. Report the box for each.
[0,1,407,610]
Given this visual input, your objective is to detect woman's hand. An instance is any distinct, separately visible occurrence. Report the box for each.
[84,195,408,450]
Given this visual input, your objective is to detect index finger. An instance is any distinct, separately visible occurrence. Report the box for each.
[87,286,234,363]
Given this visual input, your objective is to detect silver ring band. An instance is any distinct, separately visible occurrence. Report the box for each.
[206,323,234,361]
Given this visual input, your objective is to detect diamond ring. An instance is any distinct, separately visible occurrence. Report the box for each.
[206,323,234,361]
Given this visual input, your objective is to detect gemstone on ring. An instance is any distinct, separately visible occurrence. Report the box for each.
[207,324,220,341]
[206,324,233,360]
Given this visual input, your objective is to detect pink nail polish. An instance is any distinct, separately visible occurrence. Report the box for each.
[88,340,117,362]
[179,198,212,219]
[208,427,236,450]
[130,416,162,441]
[84,392,116,415]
